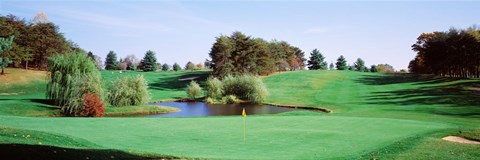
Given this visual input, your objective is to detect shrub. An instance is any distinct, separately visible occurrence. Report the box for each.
[205,97,215,104]
[186,80,201,99]
[162,63,170,71]
[205,77,223,99]
[47,52,104,116]
[108,75,150,106]
[79,92,105,117]
[173,62,182,71]
[222,75,268,103]
[222,95,239,104]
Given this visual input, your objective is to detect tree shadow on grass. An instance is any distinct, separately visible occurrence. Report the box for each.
[355,73,461,85]
[356,74,480,117]
[0,98,58,109]
[149,71,210,90]
[0,144,178,160]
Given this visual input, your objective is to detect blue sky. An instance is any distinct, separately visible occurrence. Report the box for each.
[1,0,479,70]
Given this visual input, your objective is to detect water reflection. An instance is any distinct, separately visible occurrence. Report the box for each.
[150,102,298,117]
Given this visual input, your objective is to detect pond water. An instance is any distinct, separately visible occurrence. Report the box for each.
[149,102,299,117]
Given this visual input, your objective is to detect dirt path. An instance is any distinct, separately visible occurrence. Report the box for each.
[442,136,480,144]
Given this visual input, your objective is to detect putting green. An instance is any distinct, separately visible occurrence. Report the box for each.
[0,114,450,159]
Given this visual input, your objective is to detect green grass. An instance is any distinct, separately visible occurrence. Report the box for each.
[105,105,179,116]
[0,113,451,159]
[101,70,210,101]
[1,68,479,159]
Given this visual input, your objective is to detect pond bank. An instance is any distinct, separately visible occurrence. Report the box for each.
[104,105,180,117]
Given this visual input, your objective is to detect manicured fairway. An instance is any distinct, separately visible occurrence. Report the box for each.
[1,68,479,159]
[0,114,450,159]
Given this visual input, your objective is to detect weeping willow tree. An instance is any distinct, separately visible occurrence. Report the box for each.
[47,52,103,116]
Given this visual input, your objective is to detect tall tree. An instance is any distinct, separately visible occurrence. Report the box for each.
[104,51,118,70]
[162,63,170,71]
[307,49,327,70]
[1,14,73,69]
[185,61,195,71]
[354,58,366,72]
[335,55,348,70]
[376,64,395,73]
[141,50,157,72]
[209,35,235,77]
[209,31,305,77]
[409,26,480,78]
[173,62,181,71]
[329,62,334,70]
[370,65,378,72]
[0,35,14,75]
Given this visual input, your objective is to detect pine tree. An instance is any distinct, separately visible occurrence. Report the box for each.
[354,58,366,72]
[105,51,119,70]
[173,62,181,71]
[329,62,334,70]
[307,49,327,70]
[141,50,157,72]
[370,65,378,72]
[335,55,348,70]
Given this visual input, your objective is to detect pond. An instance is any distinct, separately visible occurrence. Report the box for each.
[149,102,299,117]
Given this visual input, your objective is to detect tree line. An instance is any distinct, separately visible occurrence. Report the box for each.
[306,48,390,73]
[208,31,306,77]
[409,26,480,78]
[0,14,79,69]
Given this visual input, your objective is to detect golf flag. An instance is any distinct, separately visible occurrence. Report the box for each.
[242,107,246,117]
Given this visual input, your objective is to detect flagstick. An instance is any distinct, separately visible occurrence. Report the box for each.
[243,115,246,143]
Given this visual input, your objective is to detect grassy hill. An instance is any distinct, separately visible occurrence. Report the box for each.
[0,68,479,159]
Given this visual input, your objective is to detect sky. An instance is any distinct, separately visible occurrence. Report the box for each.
[1,0,479,70]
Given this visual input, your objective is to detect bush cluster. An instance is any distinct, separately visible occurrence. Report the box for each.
[204,75,268,104]
[186,81,201,99]
[205,77,223,99]
[107,75,150,106]
[47,52,104,116]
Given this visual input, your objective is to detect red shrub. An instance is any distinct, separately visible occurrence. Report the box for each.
[79,92,105,117]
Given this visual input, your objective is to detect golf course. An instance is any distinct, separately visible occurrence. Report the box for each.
[1,1,480,159]
[0,68,479,159]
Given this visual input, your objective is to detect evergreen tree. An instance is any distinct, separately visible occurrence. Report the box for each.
[335,55,348,70]
[0,35,14,75]
[348,65,354,70]
[105,51,118,70]
[87,51,95,61]
[354,58,366,72]
[141,50,157,72]
[329,62,334,70]
[162,63,170,71]
[307,49,328,70]
[173,62,181,71]
[370,65,378,72]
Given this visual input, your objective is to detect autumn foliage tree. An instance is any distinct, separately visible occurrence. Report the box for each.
[1,14,74,69]
[209,31,305,77]
[409,27,480,78]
